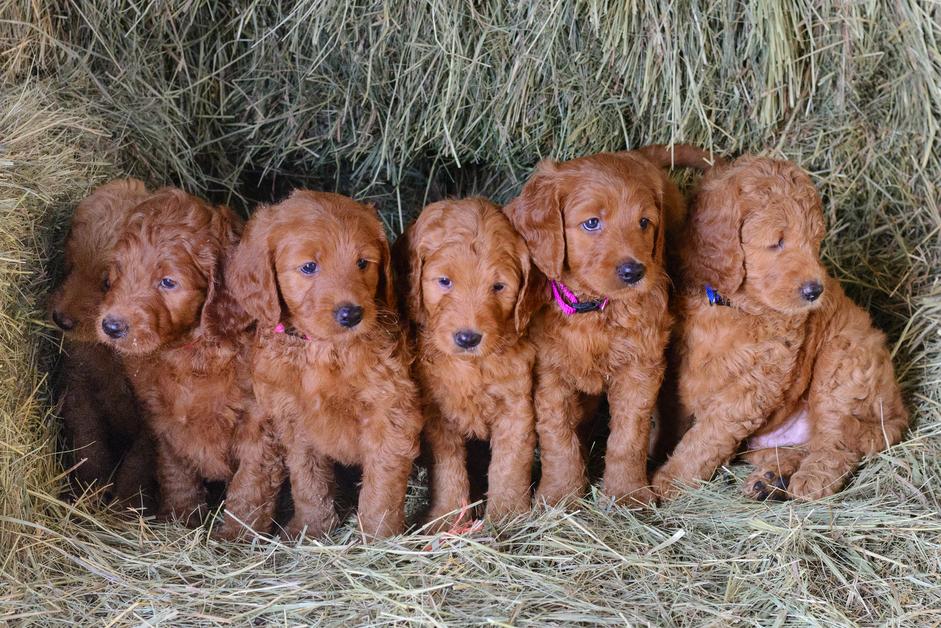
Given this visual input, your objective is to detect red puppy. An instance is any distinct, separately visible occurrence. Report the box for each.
[399,198,541,525]
[653,156,908,500]
[49,178,156,510]
[97,188,282,539]
[228,190,423,538]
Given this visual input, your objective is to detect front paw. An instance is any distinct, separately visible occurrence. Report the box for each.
[651,470,682,501]
[603,479,657,508]
[786,470,841,501]
[744,469,790,501]
[535,477,586,508]
[283,512,339,541]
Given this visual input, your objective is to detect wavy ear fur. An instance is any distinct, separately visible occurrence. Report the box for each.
[376,225,397,311]
[513,241,546,334]
[684,168,745,294]
[399,203,445,327]
[502,160,566,279]
[225,204,282,328]
[200,204,250,336]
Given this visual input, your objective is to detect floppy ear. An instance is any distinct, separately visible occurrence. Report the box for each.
[200,205,250,336]
[502,160,566,279]
[225,204,282,328]
[513,242,546,334]
[376,226,397,311]
[685,172,746,295]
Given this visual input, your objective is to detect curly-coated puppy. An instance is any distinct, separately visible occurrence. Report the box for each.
[398,198,542,526]
[49,179,156,510]
[227,190,423,538]
[503,145,714,506]
[97,188,282,539]
[653,156,908,500]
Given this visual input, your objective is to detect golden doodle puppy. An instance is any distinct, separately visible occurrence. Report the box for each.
[398,198,542,526]
[503,145,714,506]
[653,156,908,500]
[228,190,423,539]
[49,178,156,510]
[97,188,282,539]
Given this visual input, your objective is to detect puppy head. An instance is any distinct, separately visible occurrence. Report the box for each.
[687,156,827,314]
[49,179,150,342]
[227,190,395,342]
[96,188,242,354]
[404,198,541,357]
[503,153,667,299]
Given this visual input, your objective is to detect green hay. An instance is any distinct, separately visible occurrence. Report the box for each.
[1,1,939,624]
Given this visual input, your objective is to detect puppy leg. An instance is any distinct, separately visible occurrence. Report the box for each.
[534,369,586,506]
[113,433,158,514]
[62,384,115,496]
[742,447,806,501]
[285,444,338,539]
[425,411,470,529]
[359,453,413,538]
[218,413,285,540]
[155,440,207,526]
[603,365,660,506]
[486,394,536,520]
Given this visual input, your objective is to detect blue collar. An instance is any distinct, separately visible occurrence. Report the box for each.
[705,284,732,307]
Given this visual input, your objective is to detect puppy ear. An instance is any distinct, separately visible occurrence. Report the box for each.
[684,174,745,294]
[200,205,250,336]
[513,242,546,334]
[503,160,566,279]
[376,226,397,311]
[226,204,282,328]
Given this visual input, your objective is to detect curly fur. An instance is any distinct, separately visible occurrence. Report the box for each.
[502,146,706,506]
[653,156,909,501]
[48,179,156,511]
[227,190,423,538]
[96,188,281,539]
[396,197,541,526]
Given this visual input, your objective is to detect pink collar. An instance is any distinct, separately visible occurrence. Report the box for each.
[549,279,608,316]
[274,322,310,341]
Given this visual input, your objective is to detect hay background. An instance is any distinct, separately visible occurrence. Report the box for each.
[1,1,939,624]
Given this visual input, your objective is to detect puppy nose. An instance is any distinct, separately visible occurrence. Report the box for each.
[453,329,482,349]
[616,260,646,285]
[101,316,129,339]
[52,310,75,331]
[334,303,364,328]
[800,281,823,302]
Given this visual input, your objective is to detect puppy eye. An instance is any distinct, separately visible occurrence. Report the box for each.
[581,217,602,232]
[299,262,318,275]
[437,277,452,289]
[159,277,177,290]
[639,217,651,230]
[770,237,784,250]
[492,282,506,293]
[356,258,368,270]
[101,275,111,292]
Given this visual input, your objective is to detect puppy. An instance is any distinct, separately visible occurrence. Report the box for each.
[227,190,423,538]
[652,156,909,500]
[398,198,541,525]
[49,178,156,510]
[503,145,715,506]
[97,188,282,538]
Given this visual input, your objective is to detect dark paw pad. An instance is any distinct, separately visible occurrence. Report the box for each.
[750,475,789,501]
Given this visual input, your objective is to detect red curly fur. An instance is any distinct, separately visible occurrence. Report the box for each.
[49,179,157,511]
[227,190,423,539]
[397,198,542,526]
[653,156,909,500]
[502,146,706,506]
[96,188,282,539]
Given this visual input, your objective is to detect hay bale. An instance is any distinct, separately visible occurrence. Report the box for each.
[1,1,939,623]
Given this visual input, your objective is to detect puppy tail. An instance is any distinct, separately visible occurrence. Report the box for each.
[638,144,725,171]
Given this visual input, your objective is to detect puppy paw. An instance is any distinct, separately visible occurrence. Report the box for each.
[744,469,790,501]
[785,471,841,501]
[651,471,681,501]
[603,481,657,508]
[283,513,338,541]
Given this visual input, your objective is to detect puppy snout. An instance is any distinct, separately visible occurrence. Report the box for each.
[800,280,823,302]
[616,259,646,285]
[334,303,364,328]
[52,310,75,331]
[101,316,129,339]
[453,329,482,350]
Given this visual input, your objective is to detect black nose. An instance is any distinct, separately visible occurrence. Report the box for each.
[616,260,646,285]
[101,316,129,339]
[52,310,75,331]
[334,303,364,328]
[800,281,823,302]
[453,329,482,349]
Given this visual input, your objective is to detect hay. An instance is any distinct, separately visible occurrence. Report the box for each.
[1,0,940,624]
